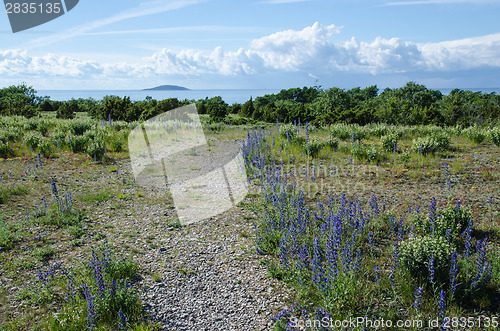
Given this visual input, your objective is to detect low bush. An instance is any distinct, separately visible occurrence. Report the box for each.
[38,242,146,330]
[488,127,500,146]
[380,132,400,152]
[400,235,453,282]
[326,137,339,149]
[279,124,296,140]
[412,136,446,155]
[463,127,486,144]
[87,138,106,160]
[23,131,43,149]
[303,138,322,158]
[69,120,93,136]
[365,145,381,163]
[38,138,54,157]
[0,141,12,158]
[67,135,87,153]
[412,203,472,247]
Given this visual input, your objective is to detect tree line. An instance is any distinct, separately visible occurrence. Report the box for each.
[1,82,499,126]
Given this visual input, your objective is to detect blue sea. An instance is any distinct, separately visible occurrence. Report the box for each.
[38,87,500,104]
[38,89,282,105]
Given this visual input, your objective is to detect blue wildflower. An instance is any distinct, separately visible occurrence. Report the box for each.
[439,290,446,331]
[118,308,128,330]
[450,251,458,295]
[413,286,423,311]
[428,254,435,286]
[51,177,58,198]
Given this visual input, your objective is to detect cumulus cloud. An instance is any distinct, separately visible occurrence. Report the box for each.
[0,49,103,77]
[249,22,342,71]
[1,22,500,87]
[420,33,500,70]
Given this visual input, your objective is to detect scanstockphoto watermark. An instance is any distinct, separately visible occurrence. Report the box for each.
[290,316,424,329]
[290,316,499,329]
[128,104,249,225]
[3,0,79,33]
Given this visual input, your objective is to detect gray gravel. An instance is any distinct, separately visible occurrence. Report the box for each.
[96,158,291,331]
[140,214,289,331]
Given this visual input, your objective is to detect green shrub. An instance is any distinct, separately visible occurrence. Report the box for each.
[370,124,390,137]
[412,205,472,247]
[412,136,439,155]
[380,132,400,152]
[279,124,296,140]
[70,120,93,135]
[51,128,67,143]
[432,132,451,150]
[37,120,49,136]
[0,141,12,158]
[329,124,351,140]
[109,135,123,152]
[224,114,254,125]
[292,136,306,146]
[326,137,339,149]
[400,150,411,164]
[400,235,453,281]
[0,128,22,143]
[38,138,54,157]
[87,138,106,160]
[23,131,43,149]
[303,138,322,158]
[23,120,38,131]
[488,127,500,146]
[56,100,78,119]
[351,141,367,159]
[84,129,98,141]
[366,145,380,163]
[67,135,87,153]
[436,206,472,244]
[330,124,367,141]
[463,127,486,144]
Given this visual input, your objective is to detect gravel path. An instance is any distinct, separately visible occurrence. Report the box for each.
[93,155,291,330]
[139,212,289,331]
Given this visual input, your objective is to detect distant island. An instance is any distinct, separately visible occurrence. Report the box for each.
[143,85,190,91]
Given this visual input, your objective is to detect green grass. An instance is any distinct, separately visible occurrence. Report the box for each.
[0,184,28,204]
[34,242,153,330]
[0,116,498,330]
[68,225,86,239]
[0,215,19,250]
[244,125,500,330]
[79,189,115,204]
[38,209,85,228]
[32,246,55,261]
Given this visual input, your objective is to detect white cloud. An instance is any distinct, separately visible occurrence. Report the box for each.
[420,33,500,70]
[2,23,500,88]
[0,49,102,77]
[250,22,342,71]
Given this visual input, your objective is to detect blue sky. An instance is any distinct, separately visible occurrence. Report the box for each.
[1,0,499,90]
